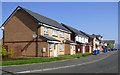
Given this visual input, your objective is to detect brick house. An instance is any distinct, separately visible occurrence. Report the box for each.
[1,6,76,57]
[91,34,103,51]
[62,24,92,54]
[80,32,104,52]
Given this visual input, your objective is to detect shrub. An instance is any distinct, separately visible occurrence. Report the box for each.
[109,43,114,49]
[0,46,15,58]
[82,54,85,57]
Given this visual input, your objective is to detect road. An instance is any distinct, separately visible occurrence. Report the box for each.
[2,51,118,74]
[38,51,118,73]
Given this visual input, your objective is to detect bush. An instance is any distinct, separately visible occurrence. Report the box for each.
[0,46,15,58]
[109,43,114,49]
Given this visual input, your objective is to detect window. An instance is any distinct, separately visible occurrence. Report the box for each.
[81,37,84,42]
[66,33,69,38]
[60,31,64,37]
[44,27,48,34]
[60,44,64,51]
[52,29,57,36]
[49,44,52,50]
[76,36,78,41]
[79,36,82,42]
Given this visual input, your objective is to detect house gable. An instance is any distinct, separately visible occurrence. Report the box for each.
[4,8,39,42]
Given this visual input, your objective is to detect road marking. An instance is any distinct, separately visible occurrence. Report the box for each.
[16,52,116,74]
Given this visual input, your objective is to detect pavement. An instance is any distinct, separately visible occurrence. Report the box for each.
[1,51,118,74]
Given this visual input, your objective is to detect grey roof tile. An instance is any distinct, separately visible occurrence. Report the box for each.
[62,24,88,37]
[39,35,60,42]
[19,6,70,32]
[64,39,76,43]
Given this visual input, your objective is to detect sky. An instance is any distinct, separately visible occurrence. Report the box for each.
[0,2,118,46]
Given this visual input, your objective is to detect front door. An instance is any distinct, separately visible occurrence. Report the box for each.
[54,44,57,57]
[71,45,73,55]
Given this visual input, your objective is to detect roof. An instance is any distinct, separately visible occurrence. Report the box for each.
[1,6,71,33]
[62,24,88,38]
[64,39,76,43]
[39,35,60,42]
[79,30,94,39]
[76,41,85,45]
[85,43,92,46]
[92,34,103,38]
[102,40,115,44]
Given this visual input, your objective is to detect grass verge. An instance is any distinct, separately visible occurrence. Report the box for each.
[2,53,93,66]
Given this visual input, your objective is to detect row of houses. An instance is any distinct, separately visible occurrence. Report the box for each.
[0,6,115,57]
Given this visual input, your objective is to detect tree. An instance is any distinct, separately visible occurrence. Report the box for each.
[109,43,115,49]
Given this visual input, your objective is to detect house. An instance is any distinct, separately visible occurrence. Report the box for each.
[1,6,76,57]
[62,24,92,54]
[102,40,115,49]
[80,32,103,52]
[91,34,103,51]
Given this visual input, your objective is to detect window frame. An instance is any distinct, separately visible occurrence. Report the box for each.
[60,31,64,37]
[66,33,69,39]
[60,44,64,51]
[52,29,57,36]
[44,26,48,34]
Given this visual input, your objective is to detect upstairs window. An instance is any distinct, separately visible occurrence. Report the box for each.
[60,44,64,51]
[60,31,64,37]
[66,33,69,38]
[44,27,48,34]
[52,29,57,36]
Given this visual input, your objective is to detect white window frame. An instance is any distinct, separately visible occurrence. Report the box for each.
[60,31,64,37]
[60,44,64,51]
[44,27,48,34]
[66,33,69,38]
[52,29,57,36]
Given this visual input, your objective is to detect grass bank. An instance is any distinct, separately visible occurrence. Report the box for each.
[2,53,93,66]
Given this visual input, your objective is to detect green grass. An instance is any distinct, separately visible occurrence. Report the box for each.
[1,53,93,66]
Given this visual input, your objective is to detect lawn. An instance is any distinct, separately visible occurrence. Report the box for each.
[2,53,93,66]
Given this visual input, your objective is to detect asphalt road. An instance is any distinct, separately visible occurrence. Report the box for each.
[2,51,118,75]
[33,51,118,73]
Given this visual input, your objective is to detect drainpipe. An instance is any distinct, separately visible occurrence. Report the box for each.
[36,28,38,57]
[49,44,50,57]
[35,25,41,57]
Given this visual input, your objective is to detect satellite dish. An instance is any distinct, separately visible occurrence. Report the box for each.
[33,34,37,38]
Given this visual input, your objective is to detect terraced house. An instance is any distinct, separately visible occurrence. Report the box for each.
[1,6,76,57]
[62,24,92,54]
[79,31,103,52]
